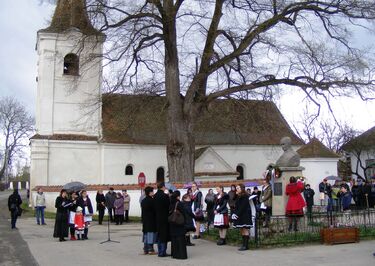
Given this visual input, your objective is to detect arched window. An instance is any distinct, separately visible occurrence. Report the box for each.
[236,165,244,180]
[156,167,165,183]
[63,53,79,75]
[125,164,134,175]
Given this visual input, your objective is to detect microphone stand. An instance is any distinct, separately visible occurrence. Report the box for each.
[100,207,120,244]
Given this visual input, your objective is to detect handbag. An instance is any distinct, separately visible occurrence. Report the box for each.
[17,207,23,217]
[195,209,204,219]
[168,202,185,225]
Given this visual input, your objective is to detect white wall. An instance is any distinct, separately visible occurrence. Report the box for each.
[36,30,103,137]
[300,158,339,204]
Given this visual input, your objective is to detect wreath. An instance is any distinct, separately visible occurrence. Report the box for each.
[265,164,282,180]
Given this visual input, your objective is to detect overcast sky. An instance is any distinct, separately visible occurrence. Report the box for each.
[0,1,374,136]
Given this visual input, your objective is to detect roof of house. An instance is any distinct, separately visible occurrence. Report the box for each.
[32,179,262,192]
[342,125,375,151]
[101,94,304,146]
[39,0,102,36]
[297,138,340,158]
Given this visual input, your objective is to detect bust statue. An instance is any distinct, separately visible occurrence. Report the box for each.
[275,136,300,167]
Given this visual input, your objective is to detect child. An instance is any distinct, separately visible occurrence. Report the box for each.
[74,207,85,240]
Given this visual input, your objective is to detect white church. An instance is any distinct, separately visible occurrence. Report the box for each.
[30,1,339,214]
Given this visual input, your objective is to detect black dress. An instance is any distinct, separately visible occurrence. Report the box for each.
[53,196,70,239]
[181,201,195,232]
[169,200,187,260]
[154,189,170,243]
[232,194,252,229]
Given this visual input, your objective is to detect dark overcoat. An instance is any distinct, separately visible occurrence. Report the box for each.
[154,189,170,242]
[53,196,70,238]
[233,194,252,228]
[141,196,157,233]
[169,200,186,237]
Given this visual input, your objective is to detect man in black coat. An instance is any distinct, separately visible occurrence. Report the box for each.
[141,186,157,255]
[8,189,22,229]
[105,188,116,222]
[303,184,315,221]
[154,182,170,257]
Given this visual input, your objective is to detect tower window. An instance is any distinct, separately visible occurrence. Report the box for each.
[236,164,244,180]
[63,53,79,75]
[156,167,165,183]
[125,164,134,175]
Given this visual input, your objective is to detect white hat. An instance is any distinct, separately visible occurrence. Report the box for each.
[76,206,83,212]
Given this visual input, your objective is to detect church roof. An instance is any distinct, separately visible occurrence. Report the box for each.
[101,94,304,146]
[297,138,340,158]
[342,125,375,151]
[39,0,102,36]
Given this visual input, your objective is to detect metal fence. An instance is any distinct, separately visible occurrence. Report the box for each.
[253,207,375,247]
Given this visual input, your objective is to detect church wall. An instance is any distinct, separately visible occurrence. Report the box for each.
[101,144,168,184]
[210,145,294,179]
[47,140,101,185]
[300,158,339,204]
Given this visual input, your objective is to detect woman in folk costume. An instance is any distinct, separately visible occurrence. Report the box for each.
[181,193,196,246]
[68,192,79,240]
[231,184,252,251]
[213,186,229,245]
[74,206,85,240]
[191,182,204,239]
[77,190,94,240]
[285,176,306,231]
[53,189,71,242]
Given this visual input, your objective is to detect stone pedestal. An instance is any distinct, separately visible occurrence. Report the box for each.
[272,166,304,216]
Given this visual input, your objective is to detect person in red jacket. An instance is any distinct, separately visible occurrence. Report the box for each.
[286,176,306,232]
[74,207,85,240]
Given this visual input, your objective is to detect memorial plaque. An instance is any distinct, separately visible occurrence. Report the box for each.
[274,182,283,196]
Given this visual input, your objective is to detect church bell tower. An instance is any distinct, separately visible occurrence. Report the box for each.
[35,0,105,137]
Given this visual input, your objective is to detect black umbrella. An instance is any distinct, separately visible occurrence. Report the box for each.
[63,181,86,193]
[325,175,342,181]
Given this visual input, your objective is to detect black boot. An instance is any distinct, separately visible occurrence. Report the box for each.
[293,219,298,232]
[238,236,249,251]
[288,223,293,232]
[186,235,195,246]
[217,238,226,246]
[83,228,88,240]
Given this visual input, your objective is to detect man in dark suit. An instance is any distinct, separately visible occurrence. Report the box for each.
[153,182,170,257]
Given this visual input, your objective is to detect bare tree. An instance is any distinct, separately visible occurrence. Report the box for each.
[81,0,375,181]
[0,97,34,181]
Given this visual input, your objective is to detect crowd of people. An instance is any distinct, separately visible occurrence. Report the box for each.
[139,181,258,260]
[51,187,131,242]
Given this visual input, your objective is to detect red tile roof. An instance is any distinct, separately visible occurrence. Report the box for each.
[32,179,262,192]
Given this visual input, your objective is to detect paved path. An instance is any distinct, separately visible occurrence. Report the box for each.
[1,191,375,266]
[0,191,38,266]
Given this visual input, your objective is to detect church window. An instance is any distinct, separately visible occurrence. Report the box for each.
[63,53,79,75]
[125,164,134,175]
[156,167,165,183]
[236,164,245,180]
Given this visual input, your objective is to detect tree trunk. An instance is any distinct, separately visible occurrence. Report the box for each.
[163,2,195,182]
[166,112,195,182]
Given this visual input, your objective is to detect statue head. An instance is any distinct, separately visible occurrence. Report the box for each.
[280,136,292,152]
